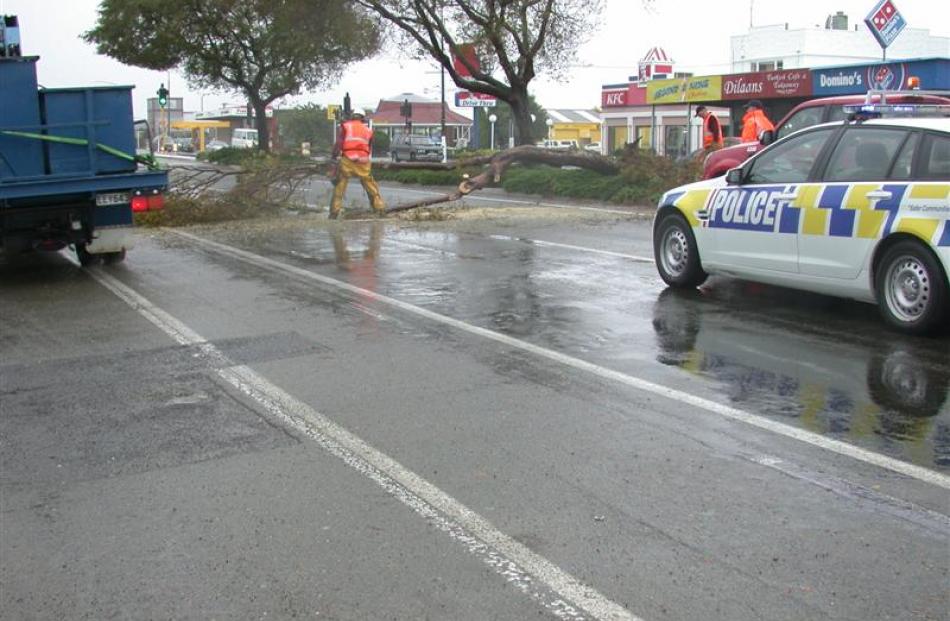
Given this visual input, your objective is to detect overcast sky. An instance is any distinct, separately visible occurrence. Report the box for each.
[4,0,948,119]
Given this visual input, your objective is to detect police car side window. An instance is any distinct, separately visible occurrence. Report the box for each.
[890,133,919,180]
[776,106,824,140]
[919,134,950,180]
[746,128,834,184]
[824,128,907,182]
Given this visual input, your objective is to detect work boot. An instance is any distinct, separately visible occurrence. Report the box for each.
[328,209,340,220]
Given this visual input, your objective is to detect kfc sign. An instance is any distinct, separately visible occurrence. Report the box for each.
[722,69,811,100]
[602,90,627,107]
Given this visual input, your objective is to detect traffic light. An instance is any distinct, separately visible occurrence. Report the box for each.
[157,83,169,108]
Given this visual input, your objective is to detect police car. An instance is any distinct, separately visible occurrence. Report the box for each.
[653,108,949,335]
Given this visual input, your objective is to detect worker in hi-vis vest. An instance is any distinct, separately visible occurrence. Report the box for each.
[330,108,385,219]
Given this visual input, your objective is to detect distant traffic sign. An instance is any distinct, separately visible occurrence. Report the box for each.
[455,91,497,107]
[864,0,906,49]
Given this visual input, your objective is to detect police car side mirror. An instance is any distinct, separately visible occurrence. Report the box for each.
[759,129,775,146]
[725,168,744,185]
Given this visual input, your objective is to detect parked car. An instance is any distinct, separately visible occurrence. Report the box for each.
[539,139,579,150]
[231,128,259,149]
[703,90,950,178]
[204,140,228,152]
[653,111,950,335]
[391,134,443,161]
[584,142,602,153]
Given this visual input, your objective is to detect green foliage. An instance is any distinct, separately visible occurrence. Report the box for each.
[85,0,380,151]
[198,147,308,166]
[372,130,391,155]
[276,104,336,154]
[374,150,700,205]
[474,98,548,148]
[355,0,603,145]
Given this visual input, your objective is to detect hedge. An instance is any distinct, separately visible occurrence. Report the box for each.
[371,151,701,206]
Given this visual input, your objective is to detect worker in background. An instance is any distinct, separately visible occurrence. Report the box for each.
[695,105,723,151]
[740,99,774,143]
[330,108,385,219]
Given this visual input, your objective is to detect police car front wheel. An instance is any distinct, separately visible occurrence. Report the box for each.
[875,240,948,336]
[654,212,707,288]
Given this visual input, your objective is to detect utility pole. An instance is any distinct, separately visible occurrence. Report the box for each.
[439,2,447,162]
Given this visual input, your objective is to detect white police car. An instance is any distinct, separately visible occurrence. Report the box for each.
[653,112,949,335]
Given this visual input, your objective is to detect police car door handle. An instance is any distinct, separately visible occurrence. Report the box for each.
[774,193,797,200]
[866,190,893,201]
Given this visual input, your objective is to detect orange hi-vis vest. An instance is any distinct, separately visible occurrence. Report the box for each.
[341,119,373,161]
[740,109,775,142]
[702,114,723,148]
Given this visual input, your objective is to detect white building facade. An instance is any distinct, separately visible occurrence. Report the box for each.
[731,11,950,72]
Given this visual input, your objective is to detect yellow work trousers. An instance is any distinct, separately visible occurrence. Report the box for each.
[330,157,385,215]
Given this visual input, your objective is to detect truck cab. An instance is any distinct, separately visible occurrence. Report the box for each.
[702,91,950,179]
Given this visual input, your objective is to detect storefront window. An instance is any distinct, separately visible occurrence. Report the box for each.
[635,126,652,151]
[664,125,688,159]
[607,125,628,152]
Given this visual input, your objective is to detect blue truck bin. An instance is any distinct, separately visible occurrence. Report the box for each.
[0,56,44,181]
[41,86,136,176]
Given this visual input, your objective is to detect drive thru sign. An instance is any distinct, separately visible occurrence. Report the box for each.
[864,0,906,50]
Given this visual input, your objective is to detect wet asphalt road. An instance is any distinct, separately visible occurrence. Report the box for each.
[1,182,949,620]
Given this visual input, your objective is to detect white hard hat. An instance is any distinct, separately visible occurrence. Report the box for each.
[351,107,366,117]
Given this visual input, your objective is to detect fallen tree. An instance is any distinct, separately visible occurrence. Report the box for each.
[382,146,622,213]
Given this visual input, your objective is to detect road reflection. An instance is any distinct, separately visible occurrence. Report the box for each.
[652,286,950,469]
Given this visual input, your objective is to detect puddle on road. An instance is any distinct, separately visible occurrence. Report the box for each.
[177,214,950,472]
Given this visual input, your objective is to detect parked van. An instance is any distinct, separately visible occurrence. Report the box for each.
[231,128,259,149]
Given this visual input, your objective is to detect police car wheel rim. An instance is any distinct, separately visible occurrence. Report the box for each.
[662,227,690,277]
[884,255,930,322]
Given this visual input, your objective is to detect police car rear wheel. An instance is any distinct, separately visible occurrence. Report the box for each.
[875,241,948,335]
[654,212,707,288]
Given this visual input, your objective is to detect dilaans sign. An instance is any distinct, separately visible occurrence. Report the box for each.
[721,70,811,100]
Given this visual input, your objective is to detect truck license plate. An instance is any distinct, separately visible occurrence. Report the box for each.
[95,192,130,206]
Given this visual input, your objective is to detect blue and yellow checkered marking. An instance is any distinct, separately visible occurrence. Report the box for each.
[668,182,949,247]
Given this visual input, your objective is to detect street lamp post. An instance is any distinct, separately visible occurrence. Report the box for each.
[489,114,497,150]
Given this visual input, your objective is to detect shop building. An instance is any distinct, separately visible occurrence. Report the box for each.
[732,11,949,73]
[544,109,602,146]
[370,93,472,147]
[601,54,949,157]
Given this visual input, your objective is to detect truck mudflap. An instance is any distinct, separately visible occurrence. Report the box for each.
[84,226,135,254]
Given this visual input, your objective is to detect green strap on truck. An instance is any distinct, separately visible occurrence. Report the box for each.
[0,129,161,171]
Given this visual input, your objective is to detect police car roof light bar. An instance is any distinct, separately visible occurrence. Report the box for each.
[862,88,950,105]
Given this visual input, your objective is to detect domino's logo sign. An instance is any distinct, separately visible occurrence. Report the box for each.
[864,0,907,48]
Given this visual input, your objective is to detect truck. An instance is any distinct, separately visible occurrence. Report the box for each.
[702,89,950,179]
[1,15,168,265]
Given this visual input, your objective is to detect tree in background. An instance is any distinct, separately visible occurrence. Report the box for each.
[276,104,337,154]
[354,0,602,146]
[475,97,548,149]
[85,0,380,152]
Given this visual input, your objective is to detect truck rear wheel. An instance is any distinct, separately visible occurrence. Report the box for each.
[76,244,100,266]
[103,249,126,264]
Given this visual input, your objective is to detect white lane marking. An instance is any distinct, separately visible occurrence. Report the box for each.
[747,454,950,533]
[79,263,636,621]
[170,229,950,491]
[386,238,461,257]
[488,234,655,264]
[308,178,639,215]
